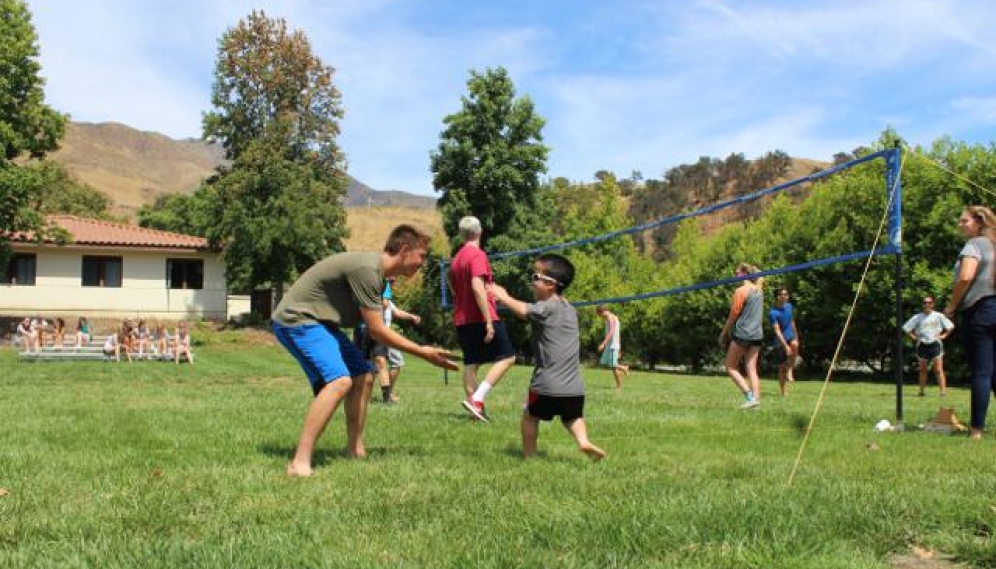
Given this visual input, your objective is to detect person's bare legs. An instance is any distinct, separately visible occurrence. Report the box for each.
[345,372,374,458]
[564,418,605,461]
[744,346,761,401]
[934,358,948,396]
[374,356,389,388]
[612,367,623,389]
[288,376,353,477]
[522,414,540,458]
[462,364,479,399]
[918,360,928,395]
[725,343,751,395]
[778,364,788,397]
[388,367,401,401]
[786,340,799,382]
[482,356,515,390]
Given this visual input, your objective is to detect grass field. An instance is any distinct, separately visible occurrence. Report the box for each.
[1,331,994,569]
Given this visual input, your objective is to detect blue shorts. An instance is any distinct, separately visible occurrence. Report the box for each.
[273,322,374,396]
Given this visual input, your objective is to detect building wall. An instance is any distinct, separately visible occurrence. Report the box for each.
[1,245,226,319]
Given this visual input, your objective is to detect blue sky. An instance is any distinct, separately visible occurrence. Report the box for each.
[25,0,996,197]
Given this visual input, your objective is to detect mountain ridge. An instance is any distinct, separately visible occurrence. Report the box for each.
[48,121,436,218]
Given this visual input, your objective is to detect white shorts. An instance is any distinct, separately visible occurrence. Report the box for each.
[388,348,405,369]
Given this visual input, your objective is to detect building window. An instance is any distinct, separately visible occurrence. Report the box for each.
[3,253,36,285]
[167,258,204,290]
[82,256,122,287]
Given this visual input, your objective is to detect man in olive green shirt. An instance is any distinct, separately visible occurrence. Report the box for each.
[272,225,457,477]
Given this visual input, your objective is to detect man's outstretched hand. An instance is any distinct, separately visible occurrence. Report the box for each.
[420,346,459,370]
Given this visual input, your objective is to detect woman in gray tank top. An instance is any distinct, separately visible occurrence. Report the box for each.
[943,205,996,440]
[720,263,765,409]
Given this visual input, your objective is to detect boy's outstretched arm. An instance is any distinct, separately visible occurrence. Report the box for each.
[487,284,529,320]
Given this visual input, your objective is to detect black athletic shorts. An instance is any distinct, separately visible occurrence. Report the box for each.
[526,390,585,423]
[915,341,943,362]
[456,321,515,365]
[732,334,764,348]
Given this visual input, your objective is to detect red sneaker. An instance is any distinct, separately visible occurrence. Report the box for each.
[461,398,490,423]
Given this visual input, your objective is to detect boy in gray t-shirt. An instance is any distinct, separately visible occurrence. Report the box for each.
[489,253,605,461]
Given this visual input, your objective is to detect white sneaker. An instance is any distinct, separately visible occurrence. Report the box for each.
[739,399,760,410]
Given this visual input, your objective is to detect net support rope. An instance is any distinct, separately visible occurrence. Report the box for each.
[911,151,996,199]
[787,146,908,486]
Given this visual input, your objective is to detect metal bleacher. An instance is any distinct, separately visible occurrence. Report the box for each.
[16,337,182,363]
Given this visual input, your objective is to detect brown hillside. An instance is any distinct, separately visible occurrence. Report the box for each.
[47,121,443,247]
[343,206,445,254]
[49,121,434,218]
[50,122,221,217]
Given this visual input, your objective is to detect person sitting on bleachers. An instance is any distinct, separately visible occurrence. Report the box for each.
[136,319,150,360]
[31,316,48,351]
[75,317,92,350]
[103,330,133,363]
[16,317,38,353]
[52,317,66,350]
[121,319,137,356]
[152,322,170,360]
[174,320,193,364]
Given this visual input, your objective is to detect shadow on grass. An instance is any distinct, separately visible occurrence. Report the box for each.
[791,414,810,437]
[257,443,341,466]
[257,442,430,464]
[500,444,590,464]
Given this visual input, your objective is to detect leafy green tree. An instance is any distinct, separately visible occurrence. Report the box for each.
[201,11,349,299]
[0,0,65,162]
[137,191,209,236]
[0,0,68,271]
[27,161,111,217]
[202,140,347,295]
[430,67,549,247]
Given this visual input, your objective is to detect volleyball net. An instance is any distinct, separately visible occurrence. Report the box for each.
[439,147,903,309]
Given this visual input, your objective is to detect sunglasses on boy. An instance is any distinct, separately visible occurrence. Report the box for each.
[529,272,561,286]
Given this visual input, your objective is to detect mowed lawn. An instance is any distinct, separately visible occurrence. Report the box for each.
[1,335,994,569]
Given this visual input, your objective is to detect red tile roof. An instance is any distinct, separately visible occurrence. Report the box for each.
[24,215,211,250]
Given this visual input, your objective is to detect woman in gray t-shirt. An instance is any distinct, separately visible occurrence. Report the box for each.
[943,206,996,440]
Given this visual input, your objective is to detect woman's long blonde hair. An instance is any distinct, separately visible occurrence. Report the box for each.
[964,205,996,286]
[736,263,764,289]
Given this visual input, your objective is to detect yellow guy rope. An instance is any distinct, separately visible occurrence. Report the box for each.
[787,146,909,486]
[911,150,996,200]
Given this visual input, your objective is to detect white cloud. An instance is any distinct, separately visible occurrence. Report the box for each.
[950,96,996,124]
[22,0,996,195]
[674,0,996,68]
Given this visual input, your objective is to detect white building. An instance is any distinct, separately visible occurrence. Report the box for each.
[2,215,227,320]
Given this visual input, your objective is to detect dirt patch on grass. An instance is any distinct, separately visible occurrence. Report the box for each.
[232,327,278,347]
[890,547,966,569]
[195,322,278,347]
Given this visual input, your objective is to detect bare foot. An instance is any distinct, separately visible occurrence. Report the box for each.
[347,445,367,459]
[286,462,313,477]
[970,429,983,441]
[580,443,606,462]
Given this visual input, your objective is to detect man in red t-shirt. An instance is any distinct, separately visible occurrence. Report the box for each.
[448,216,516,422]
